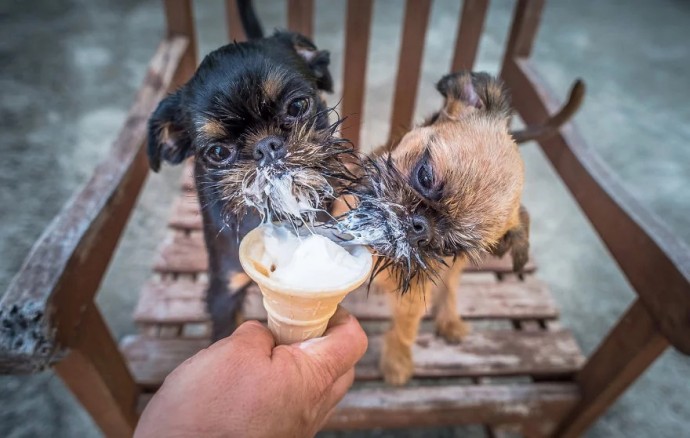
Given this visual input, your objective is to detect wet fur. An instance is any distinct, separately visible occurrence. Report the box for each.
[341,72,526,290]
[147,31,352,340]
[341,72,530,385]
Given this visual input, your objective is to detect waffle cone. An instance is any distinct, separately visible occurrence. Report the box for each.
[239,226,372,344]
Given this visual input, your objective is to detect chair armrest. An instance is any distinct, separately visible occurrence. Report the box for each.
[502,57,690,354]
[0,36,188,373]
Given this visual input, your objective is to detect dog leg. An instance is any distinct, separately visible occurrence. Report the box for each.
[203,219,249,341]
[492,205,530,272]
[380,278,429,385]
[197,167,260,341]
[433,257,471,344]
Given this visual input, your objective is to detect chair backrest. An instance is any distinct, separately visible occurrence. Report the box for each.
[166,0,490,150]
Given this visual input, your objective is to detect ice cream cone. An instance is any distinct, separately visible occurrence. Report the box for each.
[239,226,372,344]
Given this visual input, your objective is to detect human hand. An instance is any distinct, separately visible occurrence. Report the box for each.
[135,306,368,438]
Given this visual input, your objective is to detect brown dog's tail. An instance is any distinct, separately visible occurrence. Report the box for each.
[510,79,585,144]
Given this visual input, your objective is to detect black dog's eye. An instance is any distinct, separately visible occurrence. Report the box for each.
[286,97,310,118]
[412,153,442,201]
[203,144,237,166]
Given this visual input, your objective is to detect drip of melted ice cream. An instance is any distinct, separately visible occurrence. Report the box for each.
[258,224,370,289]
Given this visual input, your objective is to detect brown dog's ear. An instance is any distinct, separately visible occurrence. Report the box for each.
[436,72,511,121]
[277,31,333,93]
[491,205,530,272]
[147,90,193,172]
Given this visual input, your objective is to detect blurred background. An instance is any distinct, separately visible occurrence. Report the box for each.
[1,0,688,436]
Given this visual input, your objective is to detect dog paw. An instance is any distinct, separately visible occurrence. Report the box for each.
[380,335,414,386]
[436,318,471,344]
[380,353,414,386]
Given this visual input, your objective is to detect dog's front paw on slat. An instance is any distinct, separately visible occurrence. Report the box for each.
[436,317,471,344]
[380,332,415,386]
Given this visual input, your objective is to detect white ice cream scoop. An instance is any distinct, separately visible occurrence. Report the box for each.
[239,224,373,344]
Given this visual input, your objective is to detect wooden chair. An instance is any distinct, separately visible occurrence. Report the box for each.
[1,1,688,436]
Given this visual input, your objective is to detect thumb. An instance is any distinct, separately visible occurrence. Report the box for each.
[295,307,368,383]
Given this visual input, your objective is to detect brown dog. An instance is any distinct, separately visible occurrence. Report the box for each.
[336,71,583,384]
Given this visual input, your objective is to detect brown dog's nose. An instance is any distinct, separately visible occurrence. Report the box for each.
[410,214,431,247]
[253,136,286,166]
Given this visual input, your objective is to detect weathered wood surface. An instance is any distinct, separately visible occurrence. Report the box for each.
[153,228,536,275]
[133,381,578,433]
[121,328,582,388]
[0,36,188,373]
[340,0,374,150]
[164,0,197,88]
[555,299,668,437]
[451,0,489,71]
[134,276,557,325]
[168,194,202,230]
[324,383,579,431]
[287,0,314,39]
[388,0,432,142]
[55,304,139,437]
[503,0,546,61]
[503,57,690,354]
[225,0,248,42]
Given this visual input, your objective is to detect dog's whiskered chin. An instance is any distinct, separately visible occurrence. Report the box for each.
[336,196,436,291]
[337,197,411,261]
[242,166,334,224]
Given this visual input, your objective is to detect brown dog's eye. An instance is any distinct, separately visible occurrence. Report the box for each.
[286,97,310,118]
[417,162,433,190]
[203,144,237,167]
[412,153,442,201]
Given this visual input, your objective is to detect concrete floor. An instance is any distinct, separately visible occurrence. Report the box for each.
[1,0,689,436]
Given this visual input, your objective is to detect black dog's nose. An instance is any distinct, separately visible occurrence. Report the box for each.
[409,214,431,247]
[253,136,286,166]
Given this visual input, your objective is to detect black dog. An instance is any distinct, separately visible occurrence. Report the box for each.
[147,10,352,340]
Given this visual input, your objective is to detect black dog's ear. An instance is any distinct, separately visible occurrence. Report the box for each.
[277,31,333,93]
[147,91,193,172]
[436,72,511,121]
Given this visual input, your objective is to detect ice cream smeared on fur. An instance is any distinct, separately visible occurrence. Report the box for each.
[336,195,413,264]
[258,224,370,289]
[242,167,334,223]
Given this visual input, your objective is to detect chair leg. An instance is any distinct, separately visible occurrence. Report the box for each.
[553,299,668,437]
[55,303,139,437]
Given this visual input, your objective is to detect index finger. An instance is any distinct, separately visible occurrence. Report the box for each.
[295,306,368,381]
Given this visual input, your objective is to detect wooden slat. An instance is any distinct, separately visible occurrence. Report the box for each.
[135,382,578,432]
[168,194,201,230]
[450,0,489,71]
[225,0,248,42]
[287,0,314,39]
[134,278,207,324]
[153,230,535,274]
[555,300,668,437]
[340,0,374,150]
[180,159,195,192]
[153,231,206,274]
[55,304,139,437]
[251,276,553,321]
[503,0,545,61]
[167,194,539,276]
[0,37,188,373]
[134,276,556,325]
[502,57,690,353]
[164,0,198,87]
[388,0,433,142]
[122,336,208,388]
[357,330,583,380]
[324,383,579,431]
[121,329,582,388]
